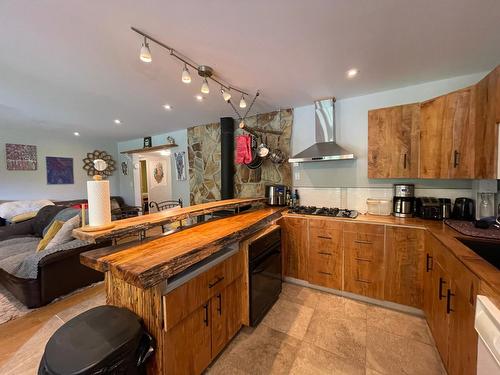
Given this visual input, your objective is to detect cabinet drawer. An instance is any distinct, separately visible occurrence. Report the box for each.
[309,218,344,231]
[344,232,384,259]
[309,227,342,255]
[164,251,244,331]
[344,222,384,235]
[308,251,342,290]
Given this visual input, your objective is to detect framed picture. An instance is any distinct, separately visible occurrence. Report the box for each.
[143,136,152,148]
[5,143,37,170]
[174,151,187,181]
[46,157,74,184]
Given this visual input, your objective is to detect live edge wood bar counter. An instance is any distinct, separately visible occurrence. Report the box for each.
[80,203,284,375]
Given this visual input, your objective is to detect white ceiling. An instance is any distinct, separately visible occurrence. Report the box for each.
[0,0,499,140]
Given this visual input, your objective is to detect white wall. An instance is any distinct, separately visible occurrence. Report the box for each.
[292,71,489,189]
[117,129,189,206]
[0,126,119,201]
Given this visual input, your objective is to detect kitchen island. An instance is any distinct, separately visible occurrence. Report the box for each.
[80,205,284,375]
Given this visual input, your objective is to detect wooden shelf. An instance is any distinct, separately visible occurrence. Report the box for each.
[121,144,178,155]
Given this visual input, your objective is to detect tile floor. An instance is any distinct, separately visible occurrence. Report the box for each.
[207,283,446,375]
[0,282,446,374]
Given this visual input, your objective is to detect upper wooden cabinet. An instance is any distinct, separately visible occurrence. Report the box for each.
[368,103,420,178]
[420,87,475,178]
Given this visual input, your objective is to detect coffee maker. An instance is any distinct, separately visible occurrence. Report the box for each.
[393,184,416,217]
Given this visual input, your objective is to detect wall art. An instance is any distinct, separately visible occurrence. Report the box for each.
[82,150,116,177]
[46,157,74,184]
[153,161,165,184]
[174,151,186,181]
[5,143,37,170]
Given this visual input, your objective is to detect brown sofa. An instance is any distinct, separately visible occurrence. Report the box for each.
[0,206,108,308]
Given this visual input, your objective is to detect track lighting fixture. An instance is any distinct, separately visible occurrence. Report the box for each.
[181,64,191,84]
[239,95,247,108]
[139,37,152,63]
[201,78,210,94]
[221,88,231,102]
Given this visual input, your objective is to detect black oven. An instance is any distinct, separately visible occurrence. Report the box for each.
[249,226,282,326]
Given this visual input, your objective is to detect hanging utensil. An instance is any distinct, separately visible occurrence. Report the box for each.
[257,135,270,158]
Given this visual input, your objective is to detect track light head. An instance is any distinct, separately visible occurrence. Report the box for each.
[181,64,191,83]
[201,78,210,94]
[139,37,152,63]
[221,88,231,102]
[239,95,247,108]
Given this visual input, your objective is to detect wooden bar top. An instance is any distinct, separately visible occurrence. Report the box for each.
[73,198,266,243]
[80,206,284,289]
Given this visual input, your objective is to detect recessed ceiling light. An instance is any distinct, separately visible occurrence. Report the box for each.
[163,104,172,110]
[73,132,80,136]
[346,68,359,78]
[114,119,122,124]
[195,95,203,101]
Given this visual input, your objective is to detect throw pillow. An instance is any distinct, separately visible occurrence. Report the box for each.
[10,211,38,223]
[0,199,54,221]
[37,220,64,252]
[45,215,80,250]
[43,207,81,236]
[33,205,66,237]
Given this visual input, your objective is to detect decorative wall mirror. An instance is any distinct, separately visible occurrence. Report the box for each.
[83,150,116,177]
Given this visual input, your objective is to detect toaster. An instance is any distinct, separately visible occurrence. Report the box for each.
[416,197,442,220]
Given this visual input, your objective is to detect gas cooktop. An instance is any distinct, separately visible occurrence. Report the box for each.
[289,206,358,219]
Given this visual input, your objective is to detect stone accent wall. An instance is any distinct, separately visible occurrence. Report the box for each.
[188,109,293,205]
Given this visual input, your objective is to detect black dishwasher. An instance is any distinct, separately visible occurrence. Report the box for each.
[249,226,282,326]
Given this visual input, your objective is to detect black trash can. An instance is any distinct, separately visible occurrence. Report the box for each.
[38,305,154,375]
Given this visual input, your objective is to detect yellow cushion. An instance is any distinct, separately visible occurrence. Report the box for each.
[36,220,64,252]
[10,211,38,223]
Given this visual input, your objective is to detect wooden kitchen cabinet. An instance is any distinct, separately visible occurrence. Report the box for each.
[384,226,425,308]
[308,219,343,289]
[368,103,420,178]
[281,217,308,280]
[165,303,212,375]
[343,223,385,299]
[419,87,475,178]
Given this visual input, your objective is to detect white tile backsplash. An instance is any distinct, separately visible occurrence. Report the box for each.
[295,186,473,214]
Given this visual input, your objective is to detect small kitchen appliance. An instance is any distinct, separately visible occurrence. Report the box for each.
[393,184,415,218]
[452,197,475,220]
[416,197,442,220]
[265,185,287,206]
[289,206,358,219]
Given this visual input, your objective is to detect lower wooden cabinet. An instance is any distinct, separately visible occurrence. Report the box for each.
[280,217,308,280]
[164,254,244,375]
[343,224,385,299]
[384,227,425,308]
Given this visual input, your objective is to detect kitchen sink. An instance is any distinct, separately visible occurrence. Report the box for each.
[457,238,500,270]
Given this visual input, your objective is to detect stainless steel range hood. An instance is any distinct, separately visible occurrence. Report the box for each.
[289,98,355,163]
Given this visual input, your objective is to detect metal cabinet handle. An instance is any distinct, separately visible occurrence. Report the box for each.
[203,303,209,326]
[318,235,332,240]
[318,251,332,256]
[354,240,373,244]
[446,289,455,314]
[209,276,224,288]
[438,277,446,300]
[453,150,460,167]
[403,153,407,169]
[217,293,222,316]
[318,271,333,276]
[425,254,433,272]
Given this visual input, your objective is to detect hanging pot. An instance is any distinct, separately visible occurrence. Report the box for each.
[245,135,263,169]
[269,136,285,164]
[257,136,270,158]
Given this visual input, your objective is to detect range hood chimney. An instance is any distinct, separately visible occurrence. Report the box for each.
[289,98,355,163]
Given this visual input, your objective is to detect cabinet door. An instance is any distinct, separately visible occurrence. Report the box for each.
[446,285,478,375]
[343,226,385,299]
[281,217,308,280]
[368,104,420,178]
[448,88,475,178]
[308,220,343,289]
[211,278,243,358]
[430,261,450,367]
[165,303,211,375]
[384,227,425,308]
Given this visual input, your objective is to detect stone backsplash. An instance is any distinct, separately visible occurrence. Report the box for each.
[188,109,293,205]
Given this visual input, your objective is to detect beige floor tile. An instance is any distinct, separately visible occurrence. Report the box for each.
[261,298,314,340]
[280,283,322,309]
[55,292,106,322]
[316,292,368,320]
[289,341,365,375]
[365,368,384,375]
[304,309,366,366]
[210,324,301,375]
[366,325,445,375]
[366,305,432,345]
